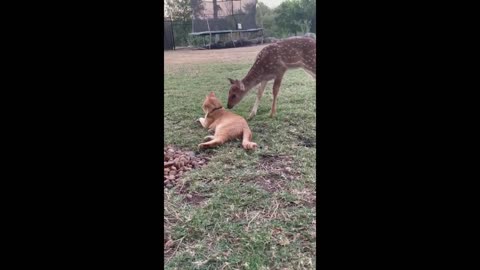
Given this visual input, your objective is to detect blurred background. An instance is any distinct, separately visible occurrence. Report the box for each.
[164,0,316,50]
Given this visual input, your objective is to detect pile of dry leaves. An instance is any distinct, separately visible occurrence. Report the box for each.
[164,145,209,188]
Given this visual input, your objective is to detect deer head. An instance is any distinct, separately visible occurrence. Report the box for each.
[226,78,247,109]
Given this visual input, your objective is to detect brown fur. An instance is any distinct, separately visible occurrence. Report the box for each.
[227,37,316,119]
[197,92,257,150]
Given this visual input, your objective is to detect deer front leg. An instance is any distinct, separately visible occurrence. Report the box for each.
[270,74,284,118]
[248,81,267,120]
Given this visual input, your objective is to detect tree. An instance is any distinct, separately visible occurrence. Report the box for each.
[274,0,302,36]
[256,2,270,29]
[298,0,316,33]
[165,0,193,46]
[191,0,205,18]
[165,0,191,21]
[273,0,316,36]
[256,2,277,37]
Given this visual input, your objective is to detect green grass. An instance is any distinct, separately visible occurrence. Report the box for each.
[164,61,316,269]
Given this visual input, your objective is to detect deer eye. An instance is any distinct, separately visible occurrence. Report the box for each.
[231,94,236,99]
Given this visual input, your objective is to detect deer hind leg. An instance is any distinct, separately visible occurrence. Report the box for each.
[270,73,284,118]
[248,81,267,120]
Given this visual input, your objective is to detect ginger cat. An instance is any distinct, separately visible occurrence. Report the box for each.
[197,92,258,150]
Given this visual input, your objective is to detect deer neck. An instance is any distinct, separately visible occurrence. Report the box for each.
[241,71,264,92]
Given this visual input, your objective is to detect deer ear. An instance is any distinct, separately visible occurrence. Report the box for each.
[239,81,246,91]
[228,78,235,84]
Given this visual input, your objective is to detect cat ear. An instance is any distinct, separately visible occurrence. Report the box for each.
[227,78,235,84]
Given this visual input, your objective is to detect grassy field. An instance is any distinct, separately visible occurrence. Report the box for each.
[164,60,316,269]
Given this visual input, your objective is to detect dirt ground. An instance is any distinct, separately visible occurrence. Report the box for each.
[164,44,269,65]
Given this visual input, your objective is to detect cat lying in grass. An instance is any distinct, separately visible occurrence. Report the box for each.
[197,91,257,150]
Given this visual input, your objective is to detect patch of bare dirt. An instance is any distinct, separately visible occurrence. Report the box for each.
[287,129,315,148]
[297,134,316,148]
[164,145,210,189]
[303,198,316,208]
[164,238,175,257]
[257,153,299,178]
[249,153,302,192]
[164,44,269,65]
[255,175,285,192]
[183,193,207,205]
[288,188,317,208]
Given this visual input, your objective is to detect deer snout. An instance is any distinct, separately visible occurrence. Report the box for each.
[227,104,233,109]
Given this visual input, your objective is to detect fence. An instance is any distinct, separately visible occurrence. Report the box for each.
[191,0,257,32]
[164,19,209,49]
[171,20,194,48]
[164,17,175,50]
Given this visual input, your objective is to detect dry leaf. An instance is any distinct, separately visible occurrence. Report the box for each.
[193,259,209,267]
[164,239,174,248]
[278,236,290,246]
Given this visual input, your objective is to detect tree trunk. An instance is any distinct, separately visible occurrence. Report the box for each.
[213,0,218,31]
[213,0,218,19]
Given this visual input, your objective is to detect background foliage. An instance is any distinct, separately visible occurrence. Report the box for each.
[165,0,316,47]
